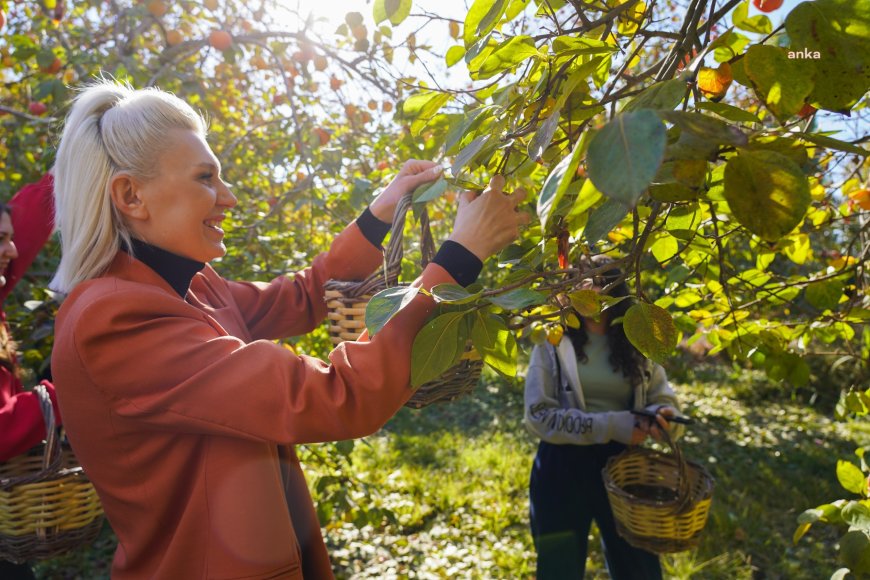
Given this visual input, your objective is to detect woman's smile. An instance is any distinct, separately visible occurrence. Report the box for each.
[203,216,225,236]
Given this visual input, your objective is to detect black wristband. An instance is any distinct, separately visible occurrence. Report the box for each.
[356,207,392,249]
[432,241,483,287]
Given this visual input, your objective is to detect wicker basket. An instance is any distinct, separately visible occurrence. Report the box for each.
[0,385,105,564]
[602,429,714,554]
[324,194,483,408]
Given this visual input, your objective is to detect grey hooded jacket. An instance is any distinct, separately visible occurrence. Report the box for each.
[524,337,680,445]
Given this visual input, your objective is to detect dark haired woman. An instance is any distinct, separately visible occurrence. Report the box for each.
[524,256,680,579]
[0,173,61,580]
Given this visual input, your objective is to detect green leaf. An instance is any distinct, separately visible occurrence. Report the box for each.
[488,288,547,310]
[567,178,604,222]
[431,283,483,305]
[471,312,517,376]
[843,502,870,530]
[839,460,868,495]
[452,135,491,177]
[622,78,687,113]
[649,233,680,264]
[623,303,678,364]
[587,111,666,207]
[711,29,750,62]
[732,0,772,34]
[568,289,606,318]
[537,134,586,231]
[648,183,698,203]
[795,132,868,157]
[723,150,811,242]
[799,502,846,524]
[403,91,446,116]
[366,286,420,336]
[477,35,540,79]
[551,36,617,57]
[797,508,826,525]
[744,45,816,121]
[412,177,449,203]
[408,93,452,136]
[805,279,845,310]
[464,0,506,47]
[786,0,870,113]
[840,530,870,574]
[528,108,562,162]
[373,0,412,26]
[446,45,466,67]
[659,110,748,146]
[584,198,629,245]
[696,102,763,125]
[411,312,468,387]
[465,34,496,71]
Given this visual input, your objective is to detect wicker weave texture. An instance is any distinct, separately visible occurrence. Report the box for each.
[0,385,105,563]
[325,290,373,345]
[603,446,714,554]
[0,447,105,562]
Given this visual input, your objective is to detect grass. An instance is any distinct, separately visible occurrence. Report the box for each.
[33,361,862,579]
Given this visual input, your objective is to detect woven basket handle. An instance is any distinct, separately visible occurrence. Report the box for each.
[0,385,63,490]
[661,427,693,514]
[326,192,436,298]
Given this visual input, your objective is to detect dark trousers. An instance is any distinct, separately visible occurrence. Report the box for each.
[530,441,662,580]
[0,560,36,580]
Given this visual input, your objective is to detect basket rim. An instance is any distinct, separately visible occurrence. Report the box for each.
[602,447,715,510]
[0,464,87,490]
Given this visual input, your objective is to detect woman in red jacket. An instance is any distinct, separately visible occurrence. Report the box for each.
[50,80,529,579]
[0,173,61,580]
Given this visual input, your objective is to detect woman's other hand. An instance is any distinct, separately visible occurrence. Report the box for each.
[447,175,531,261]
[651,406,677,441]
[369,159,443,222]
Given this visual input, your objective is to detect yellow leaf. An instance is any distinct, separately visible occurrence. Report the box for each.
[617,2,646,36]
[697,62,733,101]
[793,522,812,544]
[697,62,734,101]
[782,233,812,265]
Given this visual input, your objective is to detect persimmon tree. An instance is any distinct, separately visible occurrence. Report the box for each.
[365,0,869,572]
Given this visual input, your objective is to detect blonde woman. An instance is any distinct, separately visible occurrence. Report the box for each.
[50,80,528,579]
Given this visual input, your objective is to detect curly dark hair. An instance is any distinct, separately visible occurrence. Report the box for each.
[565,255,648,388]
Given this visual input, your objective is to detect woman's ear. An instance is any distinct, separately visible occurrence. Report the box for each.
[110,173,148,221]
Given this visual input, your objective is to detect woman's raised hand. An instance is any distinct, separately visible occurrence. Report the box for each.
[369,159,443,222]
[448,175,531,261]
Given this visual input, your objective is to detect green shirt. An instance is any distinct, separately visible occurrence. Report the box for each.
[576,332,633,413]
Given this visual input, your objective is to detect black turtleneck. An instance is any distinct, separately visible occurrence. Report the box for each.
[123,238,205,297]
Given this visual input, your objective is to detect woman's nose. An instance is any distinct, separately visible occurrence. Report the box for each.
[2,241,18,259]
[218,181,237,209]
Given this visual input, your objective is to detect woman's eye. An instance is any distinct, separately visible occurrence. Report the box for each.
[199,174,213,181]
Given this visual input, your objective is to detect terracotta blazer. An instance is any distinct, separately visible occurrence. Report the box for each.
[53,222,456,579]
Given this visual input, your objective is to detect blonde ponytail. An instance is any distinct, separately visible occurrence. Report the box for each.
[51,79,205,293]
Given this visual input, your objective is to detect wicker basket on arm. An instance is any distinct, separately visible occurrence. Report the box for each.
[324,194,483,409]
[602,427,714,554]
[0,385,105,563]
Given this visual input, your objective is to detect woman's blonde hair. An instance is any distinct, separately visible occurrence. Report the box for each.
[50,79,206,293]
